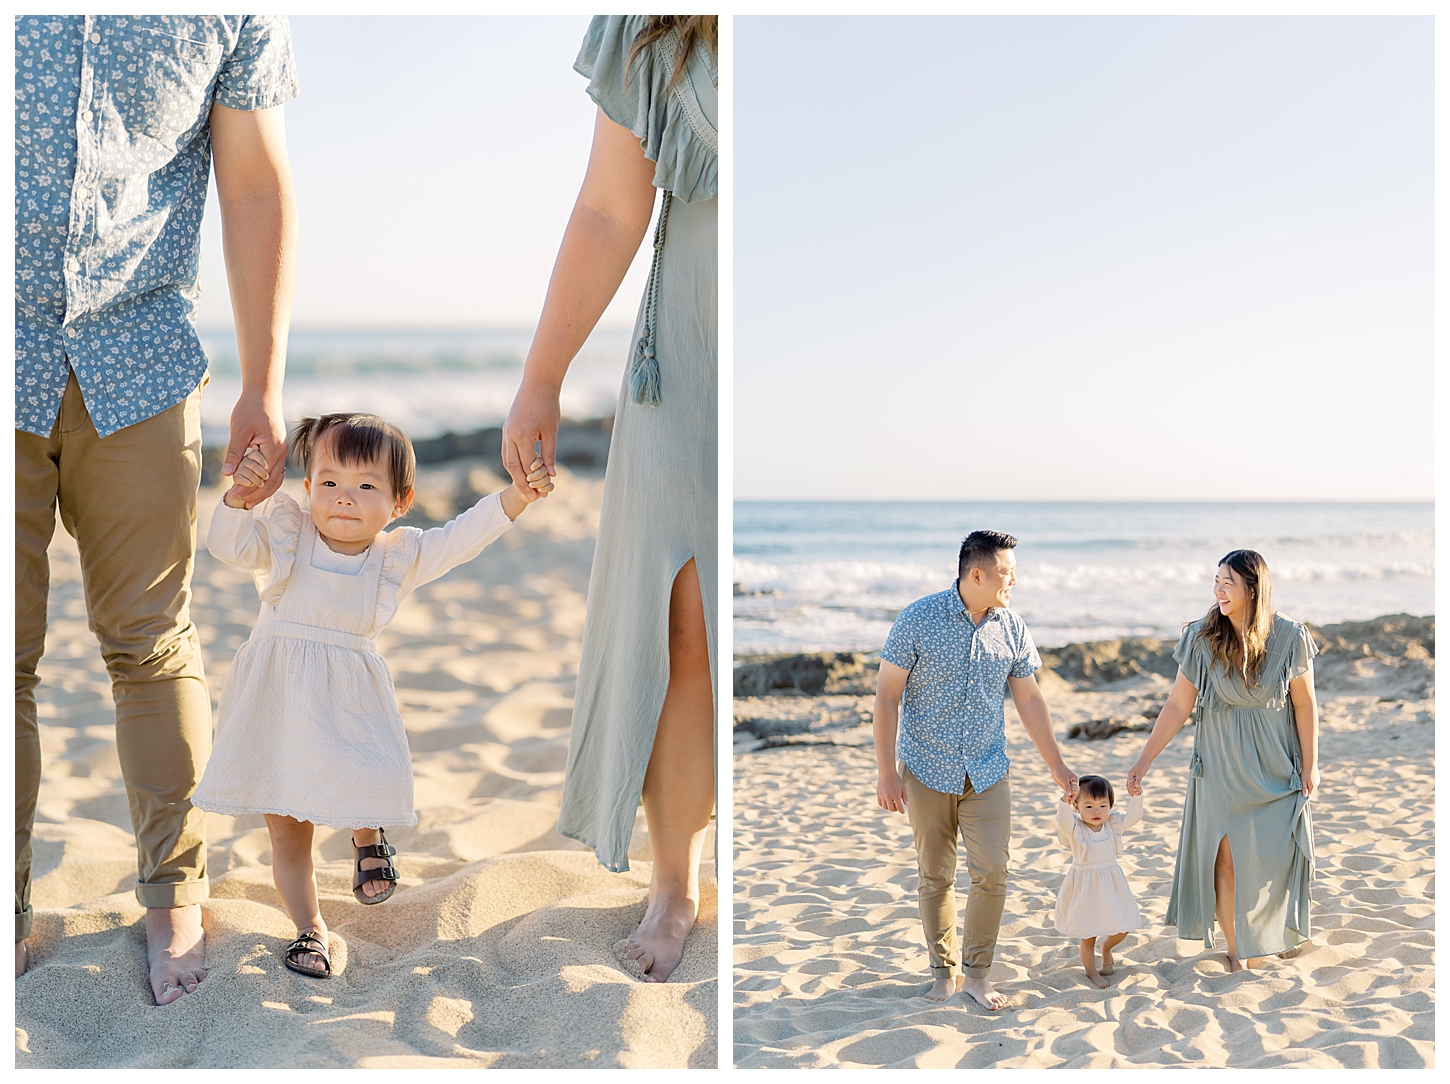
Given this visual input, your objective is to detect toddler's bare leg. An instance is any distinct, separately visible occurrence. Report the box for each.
[1080,937,1108,988]
[1100,931,1127,974]
[265,815,327,972]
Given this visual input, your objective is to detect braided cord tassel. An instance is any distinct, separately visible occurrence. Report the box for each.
[630,189,672,406]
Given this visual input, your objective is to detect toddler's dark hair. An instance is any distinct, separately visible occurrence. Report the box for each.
[1075,775,1115,807]
[289,413,416,500]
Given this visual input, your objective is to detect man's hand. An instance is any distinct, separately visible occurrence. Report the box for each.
[1050,762,1078,799]
[224,391,287,509]
[877,769,908,814]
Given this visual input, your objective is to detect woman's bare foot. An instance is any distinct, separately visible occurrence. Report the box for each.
[960,974,1008,1010]
[16,939,29,979]
[624,888,697,982]
[145,905,207,1006]
[924,973,961,1002]
[352,828,390,899]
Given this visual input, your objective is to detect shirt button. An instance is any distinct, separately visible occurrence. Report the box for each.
[89,33,101,44]
[67,259,80,273]
[81,110,93,123]
[66,328,79,338]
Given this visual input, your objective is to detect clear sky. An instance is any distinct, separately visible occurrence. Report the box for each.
[194,15,653,331]
[734,16,1433,501]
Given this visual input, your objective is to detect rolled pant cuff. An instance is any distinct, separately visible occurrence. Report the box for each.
[134,877,209,909]
[930,964,957,978]
[962,964,993,978]
[16,906,34,942]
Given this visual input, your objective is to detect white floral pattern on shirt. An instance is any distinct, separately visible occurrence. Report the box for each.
[881,584,1041,795]
[14,15,298,438]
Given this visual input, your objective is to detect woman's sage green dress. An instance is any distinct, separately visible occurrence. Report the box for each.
[1166,614,1318,958]
[556,17,717,872]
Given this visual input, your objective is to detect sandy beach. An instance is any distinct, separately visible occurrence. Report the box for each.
[732,621,1434,1069]
[17,458,716,1069]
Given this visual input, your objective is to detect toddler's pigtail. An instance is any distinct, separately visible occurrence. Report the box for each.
[289,417,321,479]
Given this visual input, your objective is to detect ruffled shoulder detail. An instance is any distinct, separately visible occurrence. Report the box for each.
[256,491,305,604]
[1278,615,1319,684]
[374,525,423,628]
[575,15,718,203]
[1173,619,1209,693]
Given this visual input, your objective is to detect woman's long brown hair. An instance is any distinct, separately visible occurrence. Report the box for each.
[1198,549,1274,686]
[627,16,718,88]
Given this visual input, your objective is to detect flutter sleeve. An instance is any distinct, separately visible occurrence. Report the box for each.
[1173,621,1208,693]
[206,490,305,604]
[1288,621,1319,682]
[575,15,718,203]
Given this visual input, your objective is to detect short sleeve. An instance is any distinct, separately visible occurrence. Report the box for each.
[1173,622,1208,692]
[575,15,718,203]
[1288,621,1319,682]
[1009,619,1041,679]
[880,611,919,673]
[214,15,300,112]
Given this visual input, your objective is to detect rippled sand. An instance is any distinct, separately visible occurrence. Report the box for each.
[734,684,1433,1069]
[18,466,716,1069]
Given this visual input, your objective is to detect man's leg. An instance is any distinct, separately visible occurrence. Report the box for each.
[957,772,1011,1010]
[902,766,962,1001]
[55,375,211,1004]
[15,424,62,976]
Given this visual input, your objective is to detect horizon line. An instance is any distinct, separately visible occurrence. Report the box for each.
[733,496,1435,505]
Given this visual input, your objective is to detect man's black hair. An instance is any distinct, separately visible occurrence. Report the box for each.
[957,529,1018,581]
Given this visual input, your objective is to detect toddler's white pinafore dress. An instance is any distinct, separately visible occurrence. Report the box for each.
[1053,795,1147,939]
[192,489,513,829]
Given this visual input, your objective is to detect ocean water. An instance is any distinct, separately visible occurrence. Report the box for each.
[197,326,631,446]
[733,501,1434,654]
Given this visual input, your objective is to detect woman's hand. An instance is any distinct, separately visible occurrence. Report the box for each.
[1301,763,1320,799]
[1125,759,1149,796]
[501,381,561,495]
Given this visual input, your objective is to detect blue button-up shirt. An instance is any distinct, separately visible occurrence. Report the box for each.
[881,583,1042,796]
[15,15,299,438]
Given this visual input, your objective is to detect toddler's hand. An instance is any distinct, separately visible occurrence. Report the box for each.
[520,456,554,501]
[223,445,273,509]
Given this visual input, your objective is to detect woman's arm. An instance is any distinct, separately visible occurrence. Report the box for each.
[501,107,658,492]
[1289,667,1320,798]
[1125,669,1199,794]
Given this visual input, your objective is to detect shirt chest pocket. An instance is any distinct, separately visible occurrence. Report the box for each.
[97,25,223,169]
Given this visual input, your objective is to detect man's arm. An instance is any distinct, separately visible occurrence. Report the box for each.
[873,661,911,813]
[1007,675,1076,797]
[210,102,297,507]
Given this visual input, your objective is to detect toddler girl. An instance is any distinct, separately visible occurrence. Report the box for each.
[1054,774,1145,988]
[191,412,551,978]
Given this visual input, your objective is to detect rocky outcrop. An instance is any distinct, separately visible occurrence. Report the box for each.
[733,653,877,698]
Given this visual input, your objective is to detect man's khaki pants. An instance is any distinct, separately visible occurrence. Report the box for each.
[16,373,211,941]
[903,764,1011,979]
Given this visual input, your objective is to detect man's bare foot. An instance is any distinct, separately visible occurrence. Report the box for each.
[624,889,697,982]
[960,974,1008,1010]
[145,905,207,1006]
[924,973,962,1002]
[1083,965,1110,989]
[16,940,28,979]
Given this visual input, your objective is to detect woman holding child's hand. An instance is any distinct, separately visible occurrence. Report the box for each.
[502,16,718,984]
[1127,550,1319,975]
